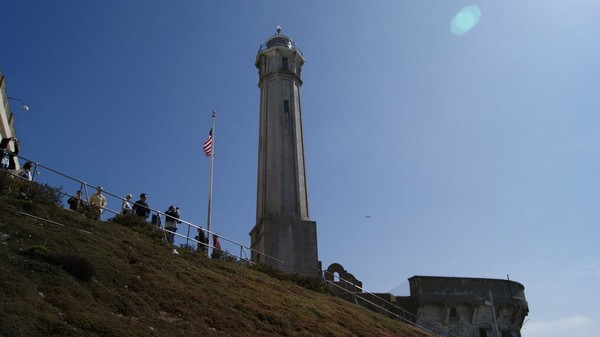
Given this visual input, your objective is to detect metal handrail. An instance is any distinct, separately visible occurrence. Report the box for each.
[257,40,303,55]
[323,270,458,337]
[2,150,453,335]
[1,150,283,266]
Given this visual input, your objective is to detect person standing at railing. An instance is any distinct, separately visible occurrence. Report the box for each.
[195,227,209,253]
[89,186,107,220]
[164,206,180,244]
[211,234,222,259]
[67,190,86,211]
[121,194,133,215]
[18,161,34,181]
[1,137,20,170]
[132,193,150,219]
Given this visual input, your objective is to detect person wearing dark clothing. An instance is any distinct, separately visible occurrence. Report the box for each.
[1,137,19,170]
[195,228,209,253]
[132,193,150,219]
[18,161,34,181]
[67,190,86,211]
[164,206,181,244]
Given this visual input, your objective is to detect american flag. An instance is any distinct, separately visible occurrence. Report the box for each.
[203,129,213,157]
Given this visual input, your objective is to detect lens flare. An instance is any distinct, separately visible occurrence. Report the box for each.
[451,5,481,35]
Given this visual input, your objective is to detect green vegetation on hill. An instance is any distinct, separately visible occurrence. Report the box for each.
[0,195,432,337]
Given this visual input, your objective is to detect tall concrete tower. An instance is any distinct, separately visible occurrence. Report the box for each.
[249,27,319,277]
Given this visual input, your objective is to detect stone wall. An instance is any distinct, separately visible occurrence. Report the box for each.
[409,276,528,337]
[324,265,528,337]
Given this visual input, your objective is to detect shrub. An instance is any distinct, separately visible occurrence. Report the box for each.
[252,263,330,294]
[109,214,165,242]
[23,244,50,258]
[26,182,64,207]
[221,251,239,263]
[0,170,13,195]
[22,245,96,281]
[45,254,96,281]
[211,248,223,259]
[210,250,239,262]
[109,213,151,227]
[0,170,63,207]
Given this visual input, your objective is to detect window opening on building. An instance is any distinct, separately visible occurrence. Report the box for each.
[282,57,288,70]
[283,100,289,113]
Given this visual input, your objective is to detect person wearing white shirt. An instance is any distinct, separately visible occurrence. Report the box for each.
[121,194,133,215]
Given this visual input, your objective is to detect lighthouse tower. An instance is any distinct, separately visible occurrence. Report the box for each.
[249,27,319,277]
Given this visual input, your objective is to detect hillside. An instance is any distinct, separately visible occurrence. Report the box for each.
[0,196,432,337]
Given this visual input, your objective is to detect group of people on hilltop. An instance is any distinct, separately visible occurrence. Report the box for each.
[3,136,215,254]
[119,193,181,242]
[67,187,107,220]
[119,192,151,218]
[67,189,198,246]
[67,188,151,221]
[1,136,35,181]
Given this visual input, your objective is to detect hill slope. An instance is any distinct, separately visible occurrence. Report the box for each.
[0,196,432,337]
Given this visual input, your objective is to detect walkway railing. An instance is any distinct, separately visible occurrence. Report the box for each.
[258,39,303,55]
[323,270,458,337]
[4,149,449,335]
[1,149,283,267]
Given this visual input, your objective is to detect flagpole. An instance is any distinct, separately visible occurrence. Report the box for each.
[206,111,216,257]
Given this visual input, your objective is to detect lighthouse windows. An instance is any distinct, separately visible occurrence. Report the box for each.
[283,100,291,120]
[282,57,288,71]
[283,100,290,113]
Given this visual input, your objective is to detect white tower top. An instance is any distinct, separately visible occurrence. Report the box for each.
[258,26,303,55]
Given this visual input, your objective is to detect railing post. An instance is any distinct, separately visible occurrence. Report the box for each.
[185,224,191,247]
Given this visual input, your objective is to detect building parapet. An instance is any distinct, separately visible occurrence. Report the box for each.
[409,275,527,308]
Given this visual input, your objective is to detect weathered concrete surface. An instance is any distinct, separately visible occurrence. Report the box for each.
[250,218,319,277]
[408,276,528,337]
[251,30,319,277]
[324,268,529,337]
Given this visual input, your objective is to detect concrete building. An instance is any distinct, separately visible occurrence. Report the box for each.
[249,28,320,277]
[0,70,21,170]
[402,276,528,337]
[0,70,19,143]
[325,264,529,337]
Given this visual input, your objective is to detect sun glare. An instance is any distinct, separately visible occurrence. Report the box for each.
[451,5,482,35]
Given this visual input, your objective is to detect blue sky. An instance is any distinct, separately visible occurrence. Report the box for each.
[2,1,599,336]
